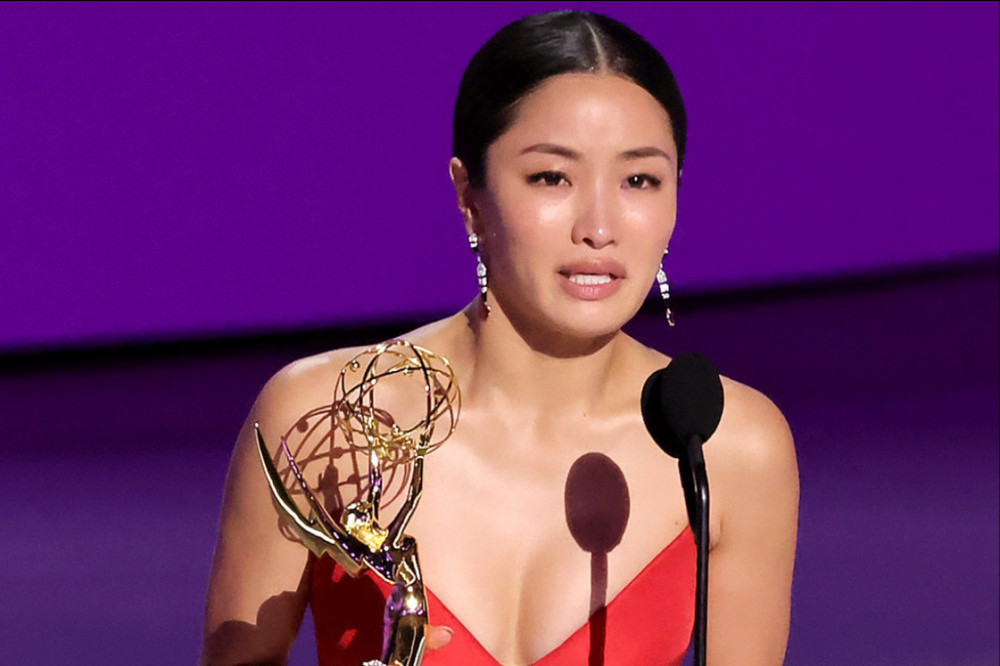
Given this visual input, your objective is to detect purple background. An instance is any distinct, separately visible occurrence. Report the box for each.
[1,1,997,351]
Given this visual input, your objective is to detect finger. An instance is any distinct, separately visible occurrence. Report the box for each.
[425,624,454,651]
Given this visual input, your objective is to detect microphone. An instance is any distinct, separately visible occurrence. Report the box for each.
[641,352,724,459]
[640,352,723,666]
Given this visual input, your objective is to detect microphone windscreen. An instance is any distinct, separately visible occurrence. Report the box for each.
[641,352,725,459]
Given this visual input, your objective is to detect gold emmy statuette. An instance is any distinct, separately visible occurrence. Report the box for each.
[255,339,460,666]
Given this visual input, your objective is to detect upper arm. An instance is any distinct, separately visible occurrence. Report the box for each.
[200,360,330,666]
[705,384,799,665]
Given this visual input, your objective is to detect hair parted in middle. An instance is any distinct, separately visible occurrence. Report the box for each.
[452,10,687,189]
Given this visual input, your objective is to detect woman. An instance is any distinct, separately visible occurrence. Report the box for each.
[201,10,798,666]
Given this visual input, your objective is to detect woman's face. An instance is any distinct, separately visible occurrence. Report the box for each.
[462,73,678,343]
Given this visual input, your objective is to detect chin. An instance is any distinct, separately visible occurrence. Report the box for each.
[548,302,637,342]
[497,289,642,349]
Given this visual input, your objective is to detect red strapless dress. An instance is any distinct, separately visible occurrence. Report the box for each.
[309,526,695,665]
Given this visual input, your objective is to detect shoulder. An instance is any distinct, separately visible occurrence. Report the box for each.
[708,376,799,541]
[629,340,796,476]
[715,377,796,471]
[249,342,417,455]
[252,315,467,435]
[253,346,366,424]
[699,379,798,657]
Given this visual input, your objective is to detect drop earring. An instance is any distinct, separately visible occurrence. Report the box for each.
[468,232,491,318]
[656,248,675,327]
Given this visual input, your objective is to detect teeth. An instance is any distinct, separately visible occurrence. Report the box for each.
[569,274,612,286]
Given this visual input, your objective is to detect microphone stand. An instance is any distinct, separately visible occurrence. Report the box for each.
[679,434,710,666]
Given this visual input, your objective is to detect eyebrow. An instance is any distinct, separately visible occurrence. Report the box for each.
[619,146,674,163]
[519,143,673,163]
[519,143,581,159]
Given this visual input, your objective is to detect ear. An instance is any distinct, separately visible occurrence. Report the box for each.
[449,157,479,236]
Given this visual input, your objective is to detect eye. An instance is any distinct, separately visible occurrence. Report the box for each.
[527,170,570,187]
[625,174,663,190]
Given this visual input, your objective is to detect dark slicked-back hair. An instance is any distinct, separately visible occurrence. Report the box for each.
[453,10,687,188]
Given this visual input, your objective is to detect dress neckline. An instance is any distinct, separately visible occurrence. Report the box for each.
[424,524,693,666]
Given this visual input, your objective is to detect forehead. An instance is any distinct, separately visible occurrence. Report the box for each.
[497,73,676,156]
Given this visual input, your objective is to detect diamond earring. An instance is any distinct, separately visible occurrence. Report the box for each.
[468,233,491,318]
[656,248,675,327]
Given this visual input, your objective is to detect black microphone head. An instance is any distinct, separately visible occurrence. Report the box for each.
[641,352,725,459]
[641,370,683,458]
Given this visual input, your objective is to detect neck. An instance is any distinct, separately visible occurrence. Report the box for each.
[458,300,630,419]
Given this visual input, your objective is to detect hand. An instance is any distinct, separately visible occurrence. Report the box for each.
[363,626,454,666]
[426,624,454,651]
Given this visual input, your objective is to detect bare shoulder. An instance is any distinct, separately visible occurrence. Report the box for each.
[629,340,796,471]
[257,347,362,407]
[253,315,467,437]
[703,377,798,660]
[251,346,368,435]
[707,375,799,548]
[713,376,796,474]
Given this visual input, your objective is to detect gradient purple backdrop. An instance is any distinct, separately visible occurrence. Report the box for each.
[1,1,997,351]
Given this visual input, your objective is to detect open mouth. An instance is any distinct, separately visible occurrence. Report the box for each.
[568,273,614,286]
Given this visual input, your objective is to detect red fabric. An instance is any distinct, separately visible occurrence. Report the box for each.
[310,526,695,665]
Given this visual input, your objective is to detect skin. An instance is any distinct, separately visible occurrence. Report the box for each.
[201,73,799,665]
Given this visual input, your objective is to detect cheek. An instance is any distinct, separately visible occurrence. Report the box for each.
[482,181,567,252]
[626,201,677,284]
[627,196,677,246]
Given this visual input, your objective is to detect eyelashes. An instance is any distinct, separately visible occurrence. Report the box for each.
[625,174,662,189]
[526,170,569,187]
[526,170,663,190]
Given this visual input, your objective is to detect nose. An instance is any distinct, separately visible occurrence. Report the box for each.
[571,181,618,250]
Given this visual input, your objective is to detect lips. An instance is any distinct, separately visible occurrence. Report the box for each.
[557,259,627,301]
[558,259,627,281]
